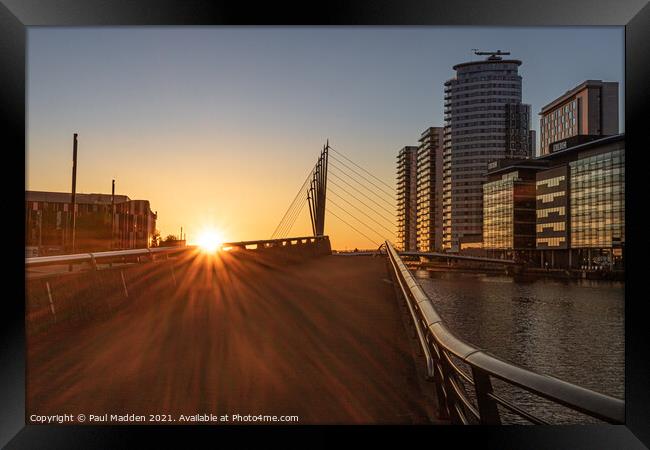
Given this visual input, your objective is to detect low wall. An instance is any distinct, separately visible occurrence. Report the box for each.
[224,236,331,267]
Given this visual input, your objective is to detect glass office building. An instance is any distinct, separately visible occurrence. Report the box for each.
[570,148,625,268]
[535,134,625,269]
[483,160,544,260]
[536,165,569,253]
[483,177,515,250]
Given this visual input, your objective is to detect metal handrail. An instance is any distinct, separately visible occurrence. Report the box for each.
[25,236,330,268]
[25,245,191,268]
[384,240,624,425]
[399,251,519,265]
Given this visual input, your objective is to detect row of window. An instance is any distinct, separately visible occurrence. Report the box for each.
[537,191,565,203]
[450,113,508,121]
[536,237,566,247]
[451,142,515,150]
[448,98,521,108]
[448,105,517,115]
[453,128,509,136]
[536,176,565,188]
[536,221,565,232]
[542,100,577,122]
[537,206,566,218]
[451,82,521,92]
[449,90,522,99]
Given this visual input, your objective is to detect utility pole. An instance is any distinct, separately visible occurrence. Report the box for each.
[70,133,78,254]
[111,179,115,250]
[38,210,42,248]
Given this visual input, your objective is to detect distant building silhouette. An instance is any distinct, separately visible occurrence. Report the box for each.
[25,190,157,256]
[396,146,418,251]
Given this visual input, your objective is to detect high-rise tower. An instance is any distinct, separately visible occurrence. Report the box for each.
[396,146,418,251]
[442,51,532,252]
[416,127,444,252]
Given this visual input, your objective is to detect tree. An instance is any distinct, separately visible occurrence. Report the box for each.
[150,229,160,247]
[164,234,178,243]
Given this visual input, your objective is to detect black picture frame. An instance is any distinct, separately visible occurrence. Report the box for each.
[2,0,649,448]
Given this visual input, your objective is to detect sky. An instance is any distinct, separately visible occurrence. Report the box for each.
[26,27,624,250]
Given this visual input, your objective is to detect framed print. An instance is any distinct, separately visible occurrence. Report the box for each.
[2,0,649,448]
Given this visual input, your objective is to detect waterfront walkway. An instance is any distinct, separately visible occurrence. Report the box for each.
[27,254,437,424]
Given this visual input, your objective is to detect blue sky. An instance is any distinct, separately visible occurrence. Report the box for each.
[26,27,624,248]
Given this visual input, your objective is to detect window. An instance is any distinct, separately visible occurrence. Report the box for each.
[537,191,565,203]
[537,206,565,218]
[536,221,565,233]
[536,237,565,247]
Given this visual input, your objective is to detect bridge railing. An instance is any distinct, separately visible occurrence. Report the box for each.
[399,251,518,265]
[26,236,331,274]
[221,235,330,251]
[384,240,624,425]
[25,246,189,269]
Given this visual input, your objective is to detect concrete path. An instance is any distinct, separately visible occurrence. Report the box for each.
[27,254,437,424]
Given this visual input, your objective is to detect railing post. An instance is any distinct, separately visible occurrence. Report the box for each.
[429,343,450,421]
[89,254,98,271]
[439,351,461,424]
[471,367,501,425]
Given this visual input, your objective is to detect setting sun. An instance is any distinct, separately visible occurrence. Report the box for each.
[196,229,225,253]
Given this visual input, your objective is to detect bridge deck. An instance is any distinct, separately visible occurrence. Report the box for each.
[27,254,437,424]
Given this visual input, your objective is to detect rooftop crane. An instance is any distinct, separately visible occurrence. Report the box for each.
[471,49,511,60]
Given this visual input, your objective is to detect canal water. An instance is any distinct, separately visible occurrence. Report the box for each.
[414,270,624,424]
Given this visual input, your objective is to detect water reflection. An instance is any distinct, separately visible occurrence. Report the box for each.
[415,270,624,423]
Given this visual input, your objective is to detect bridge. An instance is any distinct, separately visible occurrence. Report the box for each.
[399,251,518,265]
[24,143,623,425]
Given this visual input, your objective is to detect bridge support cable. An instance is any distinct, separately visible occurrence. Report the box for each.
[271,140,397,247]
[317,143,399,248]
[328,172,395,215]
[271,141,329,239]
[327,199,392,242]
[328,153,395,199]
[328,193,395,235]
[328,145,395,193]
[328,184,395,227]
[276,188,308,239]
[328,163,394,209]
[281,199,308,238]
[277,186,310,239]
[270,168,313,239]
[325,208,380,247]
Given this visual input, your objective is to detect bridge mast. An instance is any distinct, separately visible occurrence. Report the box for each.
[308,141,329,236]
[307,189,316,236]
[321,139,330,235]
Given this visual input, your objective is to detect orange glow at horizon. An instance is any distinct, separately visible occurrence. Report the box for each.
[195,228,225,253]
